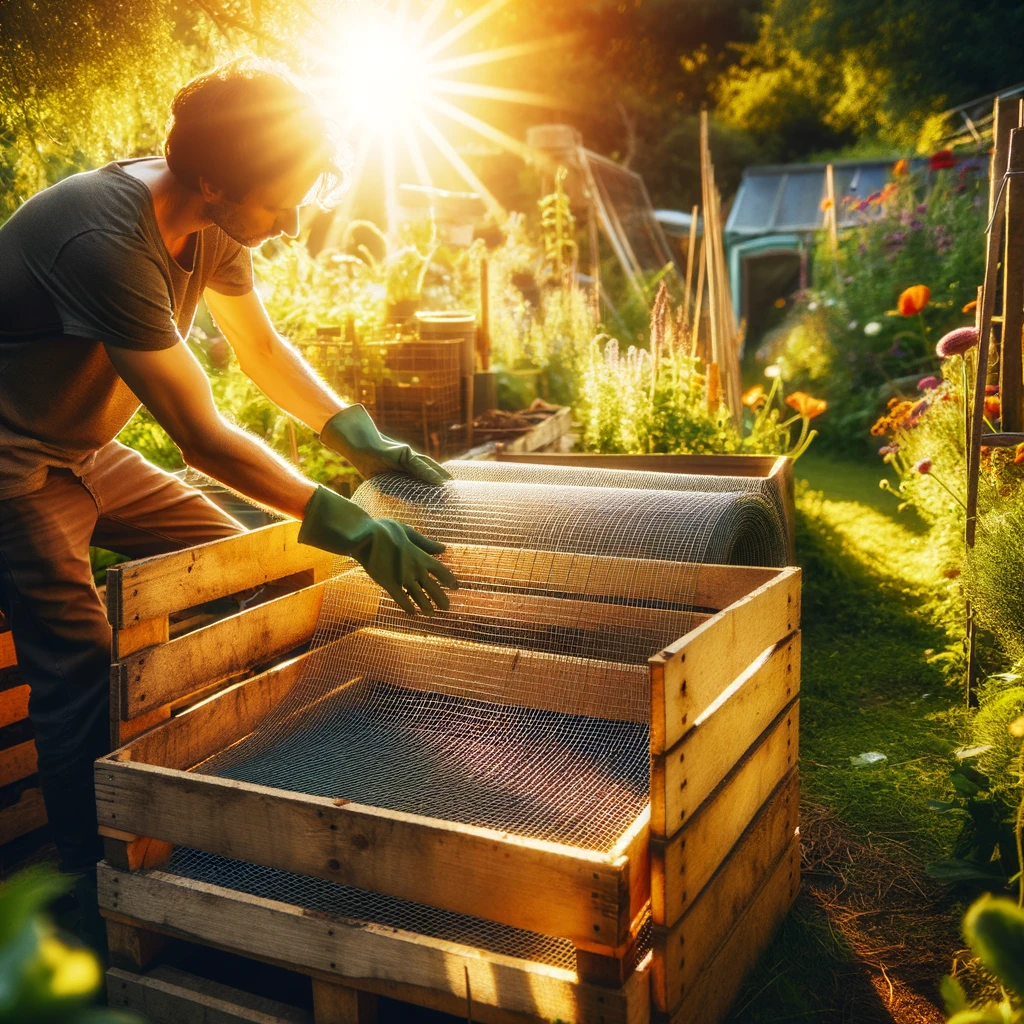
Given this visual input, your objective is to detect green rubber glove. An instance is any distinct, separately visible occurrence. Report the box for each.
[298,485,458,616]
[319,404,453,485]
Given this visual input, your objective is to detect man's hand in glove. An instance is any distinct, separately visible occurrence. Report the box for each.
[298,485,458,615]
[319,404,452,485]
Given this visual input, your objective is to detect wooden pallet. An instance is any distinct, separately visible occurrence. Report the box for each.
[0,618,47,849]
[96,518,801,1022]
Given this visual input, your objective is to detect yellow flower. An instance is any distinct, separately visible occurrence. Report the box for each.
[786,392,828,419]
[742,384,766,409]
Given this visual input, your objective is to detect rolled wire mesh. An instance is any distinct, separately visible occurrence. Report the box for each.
[173,464,785,962]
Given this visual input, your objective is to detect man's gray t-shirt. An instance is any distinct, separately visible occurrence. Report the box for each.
[0,158,252,498]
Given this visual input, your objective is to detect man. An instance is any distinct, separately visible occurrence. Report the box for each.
[0,57,458,943]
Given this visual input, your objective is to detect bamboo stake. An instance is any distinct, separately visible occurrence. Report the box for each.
[683,204,699,326]
[690,237,707,360]
[825,163,839,255]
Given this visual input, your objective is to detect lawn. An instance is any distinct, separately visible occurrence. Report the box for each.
[732,454,969,1023]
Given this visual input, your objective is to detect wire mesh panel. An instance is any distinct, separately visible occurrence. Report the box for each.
[198,466,785,855]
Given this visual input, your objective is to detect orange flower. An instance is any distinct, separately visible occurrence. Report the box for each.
[1014,442,1024,465]
[820,197,834,211]
[893,158,910,177]
[879,182,899,202]
[962,299,978,314]
[707,361,722,412]
[742,384,766,409]
[985,395,1001,419]
[897,285,930,316]
[774,297,786,309]
[786,392,828,419]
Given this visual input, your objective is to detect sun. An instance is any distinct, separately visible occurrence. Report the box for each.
[308,0,573,230]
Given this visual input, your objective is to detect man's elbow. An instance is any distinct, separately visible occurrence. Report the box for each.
[176,419,232,470]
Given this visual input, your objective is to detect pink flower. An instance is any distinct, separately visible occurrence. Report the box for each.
[914,459,932,474]
[878,444,899,455]
[917,376,940,391]
[936,326,978,357]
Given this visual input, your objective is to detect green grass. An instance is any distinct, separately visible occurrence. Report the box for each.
[730,454,969,1022]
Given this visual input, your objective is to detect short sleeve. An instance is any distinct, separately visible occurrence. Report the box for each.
[50,230,180,350]
[205,237,253,296]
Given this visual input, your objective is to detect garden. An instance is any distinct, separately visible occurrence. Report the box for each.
[2,2,1024,1023]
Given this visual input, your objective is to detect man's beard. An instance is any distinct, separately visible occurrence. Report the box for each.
[208,201,276,248]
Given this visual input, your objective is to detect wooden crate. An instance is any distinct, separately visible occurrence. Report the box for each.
[0,617,47,849]
[490,452,796,565]
[95,521,801,1023]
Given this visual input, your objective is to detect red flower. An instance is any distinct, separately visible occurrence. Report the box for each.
[936,326,979,358]
[898,285,930,316]
[929,150,956,171]
[914,459,932,474]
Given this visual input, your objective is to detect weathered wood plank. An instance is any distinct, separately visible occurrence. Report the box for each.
[106,522,337,629]
[492,452,786,478]
[107,965,313,1024]
[0,785,47,844]
[94,758,640,948]
[649,567,800,754]
[116,585,328,718]
[0,739,38,788]
[658,835,801,1023]
[0,684,30,730]
[651,768,799,1011]
[97,865,649,1024]
[650,701,799,927]
[312,979,378,1024]
[0,630,16,670]
[650,633,800,836]
[106,918,166,970]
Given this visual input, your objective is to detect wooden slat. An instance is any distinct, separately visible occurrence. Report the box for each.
[115,585,328,719]
[651,769,799,1012]
[97,865,650,1024]
[106,522,337,629]
[1000,128,1024,432]
[650,633,800,836]
[650,701,799,927]
[95,758,640,948]
[492,452,786,479]
[0,739,38,788]
[312,979,378,1024]
[981,431,1024,447]
[0,786,47,844]
[0,630,15,670]
[0,684,30,730]
[452,545,779,614]
[659,835,800,1023]
[107,966,313,1024]
[115,567,706,722]
[117,655,310,771]
[649,567,800,754]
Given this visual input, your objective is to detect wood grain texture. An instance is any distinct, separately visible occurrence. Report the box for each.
[0,740,38,788]
[0,684,30,730]
[94,759,640,948]
[97,865,650,1024]
[107,965,313,1024]
[658,835,801,1023]
[650,633,800,836]
[0,630,16,670]
[651,769,799,1011]
[0,785,47,844]
[312,979,378,1024]
[649,567,800,754]
[650,701,799,927]
[106,522,337,628]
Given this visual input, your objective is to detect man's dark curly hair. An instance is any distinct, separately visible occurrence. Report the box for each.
[164,56,349,207]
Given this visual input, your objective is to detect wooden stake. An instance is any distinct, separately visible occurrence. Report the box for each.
[683,204,699,326]
[691,237,707,361]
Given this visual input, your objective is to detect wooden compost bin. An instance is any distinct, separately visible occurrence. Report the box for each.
[95,521,801,1024]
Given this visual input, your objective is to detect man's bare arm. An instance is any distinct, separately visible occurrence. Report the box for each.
[104,340,316,520]
[204,288,344,434]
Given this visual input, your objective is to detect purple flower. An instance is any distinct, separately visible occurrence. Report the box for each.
[884,231,907,249]
[909,219,923,230]
[916,203,928,214]
[936,326,979,357]
[918,376,940,390]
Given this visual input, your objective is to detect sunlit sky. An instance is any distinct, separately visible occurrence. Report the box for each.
[307,0,571,229]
